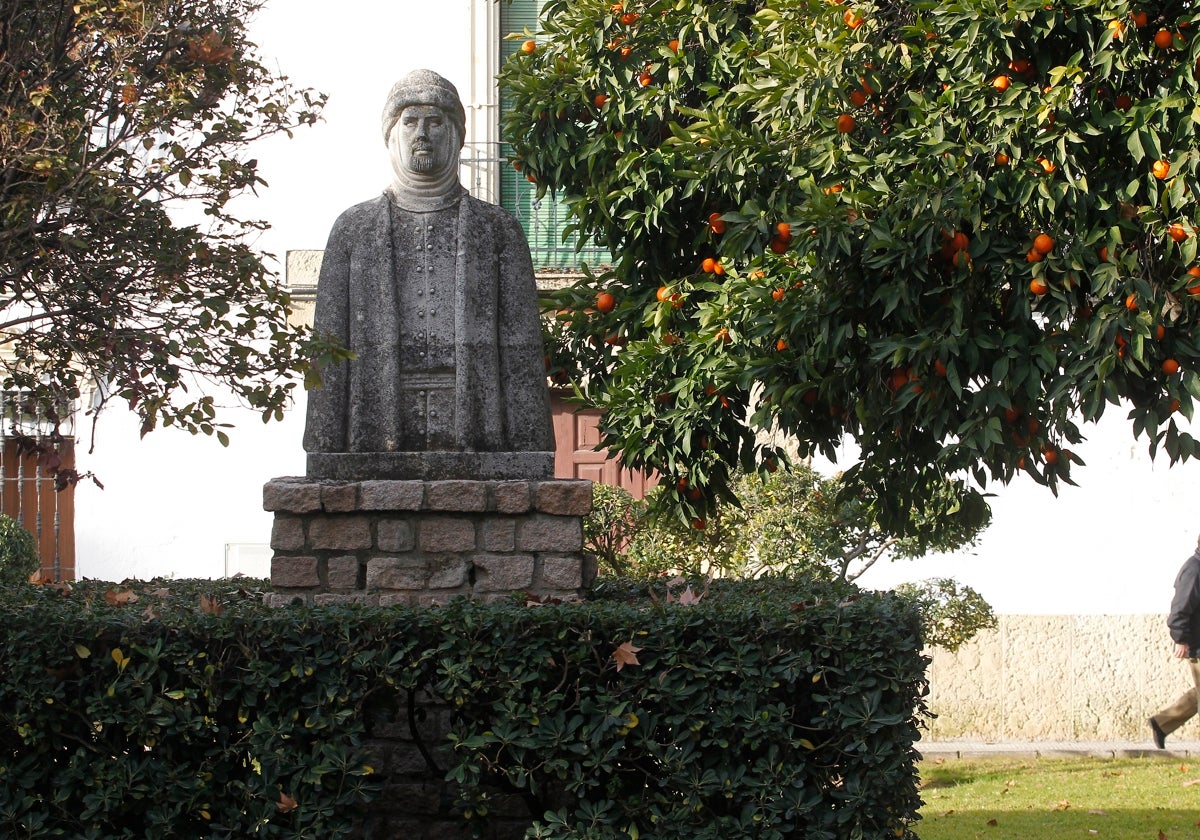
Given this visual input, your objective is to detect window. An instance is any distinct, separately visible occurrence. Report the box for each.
[499,0,610,273]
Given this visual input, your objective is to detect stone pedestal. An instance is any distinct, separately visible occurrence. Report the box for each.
[263,477,594,606]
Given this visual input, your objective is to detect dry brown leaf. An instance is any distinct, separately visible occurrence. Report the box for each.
[1051,799,1070,812]
[104,588,138,606]
[1158,830,1168,840]
[612,641,642,672]
[199,594,223,616]
[986,818,998,826]
[187,31,234,65]
[276,792,298,813]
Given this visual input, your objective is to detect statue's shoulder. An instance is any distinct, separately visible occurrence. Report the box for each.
[463,193,524,237]
[330,194,390,234]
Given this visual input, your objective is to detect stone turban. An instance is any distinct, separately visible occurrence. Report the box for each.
[381,70,467,145]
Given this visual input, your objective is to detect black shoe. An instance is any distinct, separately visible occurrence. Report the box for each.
[1149,717,1167,750]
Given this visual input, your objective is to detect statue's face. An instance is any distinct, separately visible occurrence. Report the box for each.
[390,105,456,177]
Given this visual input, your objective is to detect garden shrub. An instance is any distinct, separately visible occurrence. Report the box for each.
[0,576,930,839]
[0,515,38,588]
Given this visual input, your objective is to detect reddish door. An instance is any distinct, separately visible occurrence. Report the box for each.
[0,439,75,580]
[550,392,655,498]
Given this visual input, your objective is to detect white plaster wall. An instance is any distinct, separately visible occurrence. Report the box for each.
[925,614,1188,741]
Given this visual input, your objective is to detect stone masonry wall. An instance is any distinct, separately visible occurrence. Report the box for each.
[263,477,594,605]
[926,614,1186,741]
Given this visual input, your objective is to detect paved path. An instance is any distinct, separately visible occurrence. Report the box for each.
[921,739,1200,759]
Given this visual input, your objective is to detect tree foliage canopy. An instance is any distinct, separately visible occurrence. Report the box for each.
[0,0,332,456]
[501,0,1200,536]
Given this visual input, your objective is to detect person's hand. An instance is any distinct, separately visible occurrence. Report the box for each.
[1176,642,1190,659]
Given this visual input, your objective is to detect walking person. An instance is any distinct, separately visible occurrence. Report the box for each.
[1149,534,1200,749]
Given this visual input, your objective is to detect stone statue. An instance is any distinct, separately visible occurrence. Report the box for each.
[304,69,555,480]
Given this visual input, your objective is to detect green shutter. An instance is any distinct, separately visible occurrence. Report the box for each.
[499,0,609,271]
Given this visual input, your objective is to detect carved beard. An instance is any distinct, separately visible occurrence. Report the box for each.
[409,142,435,172]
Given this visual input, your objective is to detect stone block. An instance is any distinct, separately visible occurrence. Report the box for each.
[428,558,470,589]
[535,480,594,516]
[321,482,359,512]
[378,593,414,607]
[263,592,307,608]
[426,480,488,512]
[327,555,360,590]
[366,557,428,591]
[418,517,476,553]
[472,554,535,592]
[359,480,425,511]
[313,593,373,606]
[309,516,373,550]
[539,555,584,590]
[479,517,516,552]
[517,514,583,552]
[272,555,319,588]
[263,479,322,513]
[270,516,306,551]
[377,519,415,552]
[493,481,532,514]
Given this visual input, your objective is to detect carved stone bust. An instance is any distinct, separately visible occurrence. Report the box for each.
[304,70,554,480]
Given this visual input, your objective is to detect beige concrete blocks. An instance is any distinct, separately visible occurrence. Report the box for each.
[265,477,593,604]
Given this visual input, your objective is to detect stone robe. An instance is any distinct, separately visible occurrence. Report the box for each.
[304,190,554,464]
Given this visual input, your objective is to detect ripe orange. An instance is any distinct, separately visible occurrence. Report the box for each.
[1171,398,1181,413]
[1114,94,1133,110]
[594,93,608,108]
[1032,233,1055,254]
[772,287,785,301]
[1108,19,1127,39]
[620,12,640,25]
[769,237,790,254]
[1170,223,1189,243]
[1152,159,1171,179]
[1098,246,1110,262]
[1188,266,1200,296]
[713,261,725,276]
[708,212,727,234]
[1163,358,1180,375]
[849,89,867,106]
[668,39,680,53]
[1037,157,1056,174]
[1042,446,1059,465]
[1009,58,1032,75]
[701,257,717,273]
[776,222,792,238]
[844,9,864,28]
[596,291,616,313]
[1154,29,1175,48]
[776,338,788,351]
[656,285,671,302]
[637,72,653,87]
[1155,323,1166,340]
[824,183,844,194]
[949,231,969,252]
[1125,293,1138,311]
[994,152,1010,166]
[1026,248,1044,263]
[934,359,948,377]
[691,517,706,530]
[715,327,731,344]
[992,74,1011,92]
[1029,277,1049,295]
[520,39,537,54]
[1131,10,1148,27]
[836,113,856,133]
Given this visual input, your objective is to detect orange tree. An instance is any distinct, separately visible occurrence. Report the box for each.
[1,0,334,471]
[501,0,1200,538]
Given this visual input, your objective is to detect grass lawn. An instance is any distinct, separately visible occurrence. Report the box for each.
[917,756,1200,839]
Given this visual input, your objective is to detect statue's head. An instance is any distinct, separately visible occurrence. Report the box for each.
[382,70,466,187]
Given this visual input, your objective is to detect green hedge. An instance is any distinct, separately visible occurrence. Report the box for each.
[0,577,929,839]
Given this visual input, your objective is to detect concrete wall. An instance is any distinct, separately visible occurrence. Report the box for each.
[925,614,1186,741]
